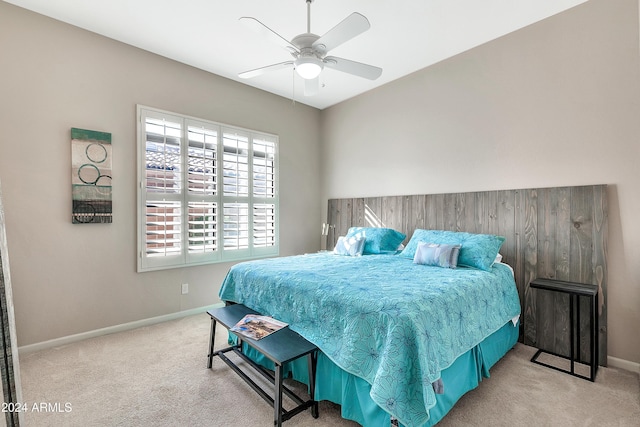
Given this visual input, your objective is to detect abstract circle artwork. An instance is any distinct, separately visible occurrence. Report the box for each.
[71,128,112,224]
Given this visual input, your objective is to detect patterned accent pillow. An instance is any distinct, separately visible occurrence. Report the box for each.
[345,227,406,255]
[413,242,461,268]
[401,229,505,271]
[333,235,366,256]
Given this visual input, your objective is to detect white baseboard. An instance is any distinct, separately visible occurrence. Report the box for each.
[608,355,640,374]
[18,303,224,355]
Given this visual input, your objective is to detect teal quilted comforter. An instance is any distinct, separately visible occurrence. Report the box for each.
[218,253,521,426]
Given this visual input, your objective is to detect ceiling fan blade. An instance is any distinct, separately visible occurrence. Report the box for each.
[312,12,370,54]
[304,77,320,97]
[238,61,294,79]
[324,56,382,80]
[239,17,299,55]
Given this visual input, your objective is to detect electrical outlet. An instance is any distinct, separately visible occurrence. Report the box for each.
[181,283,189,294]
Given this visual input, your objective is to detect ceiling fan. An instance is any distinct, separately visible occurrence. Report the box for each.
[238,0,382,96]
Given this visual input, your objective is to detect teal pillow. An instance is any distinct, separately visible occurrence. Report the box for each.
[400,229,505,271]
[345,227,406,255]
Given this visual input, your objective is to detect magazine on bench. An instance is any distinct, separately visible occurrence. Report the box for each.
[230,314,288,340]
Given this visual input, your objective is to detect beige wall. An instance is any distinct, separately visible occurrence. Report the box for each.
[0,2,322,346]
[321,0,640,365]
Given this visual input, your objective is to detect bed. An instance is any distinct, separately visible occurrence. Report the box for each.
[218,227,521,426]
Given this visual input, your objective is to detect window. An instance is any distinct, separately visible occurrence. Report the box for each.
[137,106,278,272]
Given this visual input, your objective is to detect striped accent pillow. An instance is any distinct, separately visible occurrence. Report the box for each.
[413,242,461,269]
[334,235,366,257]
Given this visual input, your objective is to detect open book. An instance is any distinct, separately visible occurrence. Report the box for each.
[230,314,288,340]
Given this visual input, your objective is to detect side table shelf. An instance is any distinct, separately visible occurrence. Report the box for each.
[529,278,599,382]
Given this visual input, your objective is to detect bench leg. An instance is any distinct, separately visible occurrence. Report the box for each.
[275,364,283,427]
[207,317,217,369]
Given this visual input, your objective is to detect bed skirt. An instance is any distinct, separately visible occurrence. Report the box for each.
[235,320,519,427]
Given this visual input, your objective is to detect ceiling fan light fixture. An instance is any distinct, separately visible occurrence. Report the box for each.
[294,56,324,79]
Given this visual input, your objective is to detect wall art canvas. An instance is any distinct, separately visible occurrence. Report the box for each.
[71,128,112,224]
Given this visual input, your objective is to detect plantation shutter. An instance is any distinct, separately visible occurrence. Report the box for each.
[137,106,278,272]
[222,129,251,256]
[252,137,277,250]
[186,121,219,263]
[142,112,184,269]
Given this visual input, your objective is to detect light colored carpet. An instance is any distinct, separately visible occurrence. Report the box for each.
[19,313,640,426]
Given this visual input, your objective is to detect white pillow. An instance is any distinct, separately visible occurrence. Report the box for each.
[333,235,366,257]
[413,242,461,269]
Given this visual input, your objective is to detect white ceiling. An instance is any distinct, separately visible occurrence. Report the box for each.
[6,0,588,110]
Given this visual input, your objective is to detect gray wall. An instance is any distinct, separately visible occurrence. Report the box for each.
[321,0,640,365]
[0,2,322,346]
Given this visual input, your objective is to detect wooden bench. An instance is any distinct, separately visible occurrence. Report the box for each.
[207,304,319,426]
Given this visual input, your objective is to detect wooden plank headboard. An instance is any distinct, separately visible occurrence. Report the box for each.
[327,185,608,365]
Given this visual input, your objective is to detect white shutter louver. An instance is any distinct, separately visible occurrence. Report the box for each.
[222,131,249,197]
[187,124,217,196]
[188,201,217,254]
[253,203,276,248]
[144,118,182,194]
[253,138,276,198]
[145,200,181,257]
[223,203,249,251]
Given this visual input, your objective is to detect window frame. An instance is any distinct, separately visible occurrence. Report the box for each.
[136,105,279,272]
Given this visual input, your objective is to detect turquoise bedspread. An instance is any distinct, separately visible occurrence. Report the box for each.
[218,253,521,427]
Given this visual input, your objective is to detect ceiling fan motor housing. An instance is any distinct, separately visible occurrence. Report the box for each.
[291,33,325,57]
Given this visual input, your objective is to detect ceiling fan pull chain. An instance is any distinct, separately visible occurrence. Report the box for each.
[291,68,297,106]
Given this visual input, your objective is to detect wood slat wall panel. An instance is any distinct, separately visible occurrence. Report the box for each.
[513,190,526,342]
[497,190,516,268]
[520,189,540,346]
[556,189,572,358]
[473,192,485,234]
[327,184,607,364]
[592,185,608,366]
[569,187,593,362]
[425,196,438,230]
[536,189,554,352]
